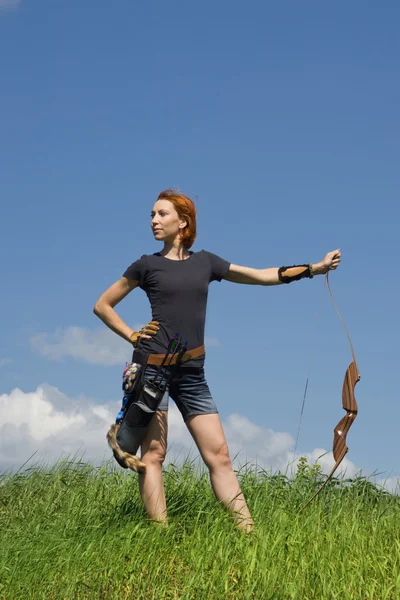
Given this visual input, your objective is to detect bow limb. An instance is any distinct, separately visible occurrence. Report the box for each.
[300,450,347,511]
[301,272,360,509]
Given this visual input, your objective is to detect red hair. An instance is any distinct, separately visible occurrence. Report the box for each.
[157,189,197,249]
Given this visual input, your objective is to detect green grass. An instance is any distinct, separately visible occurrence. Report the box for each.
[1,457,399,599]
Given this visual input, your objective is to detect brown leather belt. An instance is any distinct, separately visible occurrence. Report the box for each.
[146,344,205,366]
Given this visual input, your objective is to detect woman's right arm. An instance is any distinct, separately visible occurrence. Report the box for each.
[93,277,139,342]
[94,278,159,345]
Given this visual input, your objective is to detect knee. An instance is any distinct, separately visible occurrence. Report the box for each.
[205,443,232,472]
[141,442,166,466]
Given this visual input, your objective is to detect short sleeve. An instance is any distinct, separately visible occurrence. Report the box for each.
[122,255,148,288]
[206,251,231,283]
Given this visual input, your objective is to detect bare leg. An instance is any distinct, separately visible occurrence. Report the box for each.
[186,414,254,533]
[208,465,254,532]
[138,410,168,523]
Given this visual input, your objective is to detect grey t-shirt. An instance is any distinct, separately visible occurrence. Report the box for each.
[123,250,231,368]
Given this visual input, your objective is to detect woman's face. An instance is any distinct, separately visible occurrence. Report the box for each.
[151,199,186,242]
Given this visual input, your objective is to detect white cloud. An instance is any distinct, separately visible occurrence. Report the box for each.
[0,0,20,11]
[375,476,400,494]
[30,326,221,366]
[0,385,115,472]
[0,384,191,473]
[30,326,133,366]
[223,413,293,470]
[221,414,361,480]
[0,384,370,486]
[2,386,85,441]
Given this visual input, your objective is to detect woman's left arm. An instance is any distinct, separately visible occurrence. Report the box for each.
[223,249,341,286]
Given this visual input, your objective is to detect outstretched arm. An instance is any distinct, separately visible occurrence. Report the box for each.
[223,249,341,286]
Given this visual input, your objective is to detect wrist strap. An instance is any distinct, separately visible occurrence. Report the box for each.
[130,331,139,346]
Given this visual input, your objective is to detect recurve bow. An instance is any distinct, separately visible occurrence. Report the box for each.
[302,272,360,508]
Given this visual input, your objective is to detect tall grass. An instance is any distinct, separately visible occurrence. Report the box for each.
[1,457,399,599]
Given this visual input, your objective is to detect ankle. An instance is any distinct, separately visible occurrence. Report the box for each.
[147,517,169,528]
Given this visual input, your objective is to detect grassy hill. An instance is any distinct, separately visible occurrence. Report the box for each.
[0,457,399,599]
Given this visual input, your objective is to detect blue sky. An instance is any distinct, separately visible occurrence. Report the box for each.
[1,1,399,485]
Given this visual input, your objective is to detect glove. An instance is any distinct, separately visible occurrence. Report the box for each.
[130,321,159,348]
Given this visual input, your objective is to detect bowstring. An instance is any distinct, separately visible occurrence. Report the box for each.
[293,279,326,460]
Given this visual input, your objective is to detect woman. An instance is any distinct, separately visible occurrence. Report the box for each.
[93,189,341,533]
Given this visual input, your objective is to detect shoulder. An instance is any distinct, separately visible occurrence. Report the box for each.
[122,254,149,281]
[201,250,231,281]
[199,249,219,260]
[201,249,230,263]
[124,254,148,268]
[126,253,156,266]
[191,250,215,264]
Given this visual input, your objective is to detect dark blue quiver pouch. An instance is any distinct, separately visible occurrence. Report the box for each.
[116,379,165,455]
[115,334,188,457]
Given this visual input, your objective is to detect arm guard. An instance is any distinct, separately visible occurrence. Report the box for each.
[278,264,314,283]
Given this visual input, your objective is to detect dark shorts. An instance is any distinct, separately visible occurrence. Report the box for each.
[142,365,218,422]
